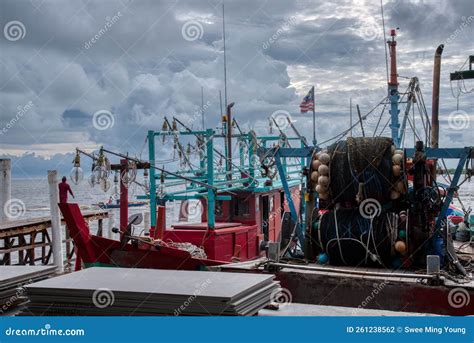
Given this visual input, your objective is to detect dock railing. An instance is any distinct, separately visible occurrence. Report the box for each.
[0,210,109,270]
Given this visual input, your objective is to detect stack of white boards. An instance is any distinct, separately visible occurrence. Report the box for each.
[1,266,57,315]
[22,267,279,316]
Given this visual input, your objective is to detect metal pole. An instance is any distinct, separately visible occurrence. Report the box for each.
[148,130,157,230]
[0,159,11,223]
[356,104,366,137]
[48,170,64,271]
[201,86,205,130]
[311,86,316,146]
[222,3,228,109]
[206,129,215,229]
[226,103,234,181]
[219,90,223,117]
[349,97,353,137]
[119,159,128,234]
[431,44,444,149]
[388,29,400,147]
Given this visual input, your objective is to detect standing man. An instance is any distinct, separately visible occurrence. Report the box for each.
[59,176,75,203]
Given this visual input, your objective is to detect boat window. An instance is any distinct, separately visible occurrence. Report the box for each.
[215,200,223,216]
[234,198,250,217]
[280,191,285,218]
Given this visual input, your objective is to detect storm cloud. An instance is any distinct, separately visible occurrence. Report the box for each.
[0,0,472,177]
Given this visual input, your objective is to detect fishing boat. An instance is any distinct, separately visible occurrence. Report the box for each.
[60,28,474,315]
[61,122,304,270]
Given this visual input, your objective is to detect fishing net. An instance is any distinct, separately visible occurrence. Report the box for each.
[328,137,393,205]
[319,208,392,267]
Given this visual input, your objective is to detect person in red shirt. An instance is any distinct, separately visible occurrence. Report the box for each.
[58,176,75,203]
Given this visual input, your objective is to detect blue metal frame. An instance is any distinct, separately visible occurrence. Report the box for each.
[389,86,401,148]
[146,128,307,231]
[405,147,473,231]
[259,145,472,250]
[257,146,316,248]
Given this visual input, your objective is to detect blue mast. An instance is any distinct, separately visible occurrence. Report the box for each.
[387,28,401,147]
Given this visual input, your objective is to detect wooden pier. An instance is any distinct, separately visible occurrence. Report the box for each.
[0,211,109,267]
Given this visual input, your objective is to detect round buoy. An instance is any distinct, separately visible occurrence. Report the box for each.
[392,154,403,165]
[394,241,407,254]
[395,180,406,194]
[318,164,329,176]
[317,253,328,264]
[318,192,329,200]
[398,230,407,239]
[395,149,404,156]
[318,175,329,187]
[310,171,319,182]
[315,184,328,194]
[392,165,402,177]
[319,153,330,164]
[311,159,321,171]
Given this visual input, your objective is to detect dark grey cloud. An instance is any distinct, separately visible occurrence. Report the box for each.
[0,0,472,177]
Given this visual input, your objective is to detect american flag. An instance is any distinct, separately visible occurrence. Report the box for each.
[299,86,315,113]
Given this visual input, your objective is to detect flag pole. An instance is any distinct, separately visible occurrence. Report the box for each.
[312,86,316,146]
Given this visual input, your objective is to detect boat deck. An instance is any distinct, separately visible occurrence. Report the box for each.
[216,243,474,315]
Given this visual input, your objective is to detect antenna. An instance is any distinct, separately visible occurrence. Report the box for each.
[381,0,389,84]
[222,2,228,109]
[201,86,205,130]
[350,97,353,137]
[219,90,223,116]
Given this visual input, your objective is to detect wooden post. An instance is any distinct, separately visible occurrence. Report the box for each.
[97,218,103,236]
[151,205,166,239]
[65,224,71,267]
[119,159,128,234]
[0,159,12,223]
[144,211,150,235]
[48,170,64,271]
[106,211,114,239]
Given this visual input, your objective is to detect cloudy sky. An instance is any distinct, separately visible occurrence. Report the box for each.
[0,0,472,177]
